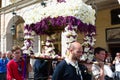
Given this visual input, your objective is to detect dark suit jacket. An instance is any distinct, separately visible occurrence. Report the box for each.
[52,60,91,80]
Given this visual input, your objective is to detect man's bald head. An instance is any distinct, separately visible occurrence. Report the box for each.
[68,41,82,50]
[67,41,83,61]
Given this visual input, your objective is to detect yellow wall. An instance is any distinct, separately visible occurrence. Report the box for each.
[95,6,120,49]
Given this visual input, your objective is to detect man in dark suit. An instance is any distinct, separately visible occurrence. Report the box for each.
[52,41,91,80]
[33,59,53,80]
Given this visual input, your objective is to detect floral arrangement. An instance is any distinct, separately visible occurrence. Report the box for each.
[44,35,56,57]
[38,34,61,58]
[24,0,95,25]
[24,16,96,35]
[21,25,35,54]
[63,25,78,45]
[22,0,96,61]
[81,32,96,61]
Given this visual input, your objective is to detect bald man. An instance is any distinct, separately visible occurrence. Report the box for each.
[6,51,12,60]
[52,41,91,80]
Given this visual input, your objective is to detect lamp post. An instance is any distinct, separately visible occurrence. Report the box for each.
[11,24,16,35]
[11,10,16,35]
[10,10,16,46]
[41,0,46,7]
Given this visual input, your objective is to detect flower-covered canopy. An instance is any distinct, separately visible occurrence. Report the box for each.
[24,0,96,25]
[22,0,96,57]
[24,0,96,35]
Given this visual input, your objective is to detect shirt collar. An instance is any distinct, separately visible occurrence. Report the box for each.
[13,58,22,62]
[65,58,78,68]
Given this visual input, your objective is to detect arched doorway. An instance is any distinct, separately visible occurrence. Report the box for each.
[6,15,25,50]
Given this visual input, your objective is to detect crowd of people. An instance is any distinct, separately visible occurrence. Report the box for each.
[33,41,120,80]
[0,51,12,80]
[0,42,120,80]
[0,46,32,80]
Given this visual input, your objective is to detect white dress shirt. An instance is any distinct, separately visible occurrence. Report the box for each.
[115,59,120,72]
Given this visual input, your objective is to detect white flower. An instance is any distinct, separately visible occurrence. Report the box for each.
[23,0,96,25]
[81,53,88,60]
[31,31,36,35]
[28,47,33,51]
[24,35,34,39]
[88,54,94,61]
[84,47,90,52]
[63,25,78,45]
[22,0,96,56]
[64,31,72,37]
[24,29,29,34]
[45,41,51,46]
[23,50,30,54]
[46,36,51,40]
[21,46,26,50]
[72,30,77,36]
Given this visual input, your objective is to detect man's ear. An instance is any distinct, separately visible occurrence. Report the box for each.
[94,53,96,56]
[69,47,72,51]
[95,53,100,57]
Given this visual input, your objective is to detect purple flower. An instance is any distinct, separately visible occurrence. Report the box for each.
[57,0,66,3]
[24,16,96,35]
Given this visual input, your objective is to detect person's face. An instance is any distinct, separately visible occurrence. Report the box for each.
[72,45,83,60]
[13,49,22,59]
[1,53,6,58]
[96,50,106,62]
[116,53,120,58]
[0,52,2,58]
[7,53,11,58]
